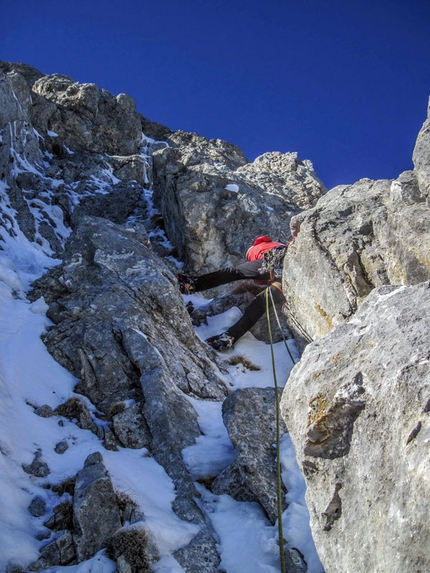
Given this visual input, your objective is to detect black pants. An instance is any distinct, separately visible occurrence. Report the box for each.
[226,284,285,341]
[193,261,285,342]
[193,260,270,291]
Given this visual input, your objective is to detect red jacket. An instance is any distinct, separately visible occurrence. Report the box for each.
[246,236,285,261]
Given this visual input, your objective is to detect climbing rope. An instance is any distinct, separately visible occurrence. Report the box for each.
[268,287,297,366]
[265,288,287,573]
[281,297,313,345]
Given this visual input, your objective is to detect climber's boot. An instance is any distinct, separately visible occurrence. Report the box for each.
[206,333,235,351]
[177,274,196,295]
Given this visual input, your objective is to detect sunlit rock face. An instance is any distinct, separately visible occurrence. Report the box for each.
[152,134,326,274]
[281,281,430,573]
[282,169,430,345]
[413,96,430,201]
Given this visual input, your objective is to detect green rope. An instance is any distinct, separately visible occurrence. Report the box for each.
[265,288,287,573]
[281,297,313,344]
[268,287,297,365]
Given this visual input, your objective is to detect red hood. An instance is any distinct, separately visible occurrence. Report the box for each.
[246,236,284,261]
[252,236,272,246]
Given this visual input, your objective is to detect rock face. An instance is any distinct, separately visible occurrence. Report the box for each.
[281,101,430,346]
[31,72,142,156]
[30,214,228,540]
[212,387,287,525]
[283,168,430,344]
[413,96,430,201]
[0,60,154,259]
[2,61,324,572]
[152,132,326,274]
[281,282,430,573]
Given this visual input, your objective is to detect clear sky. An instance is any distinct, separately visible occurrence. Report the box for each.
[2,0,429,188]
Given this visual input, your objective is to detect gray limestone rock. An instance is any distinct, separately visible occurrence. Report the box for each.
[32,73,142,156]
[281,281,430,573]
[22,451,50,478]
[153,136,326,275]
[34,404,54,418]
[55,397,102,436]
[37,531,76,568]
[112,402,152,449]
[413,96,430,201]
[212,387,287,524]
[0,63,153,258]
[28,496,46,518]
[73,452,122,562]
[283,172,430,343]
[0,64,32,127]
[54,440,69,454]
[0,67,42,189]
[174,528,221,573]
[33,216,227,413]
[285,547,308,573]
[29,214,225,550]
[56,531,76,565]
[70,182,145,225]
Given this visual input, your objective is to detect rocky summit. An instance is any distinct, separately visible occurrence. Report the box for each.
[0,60,429,573]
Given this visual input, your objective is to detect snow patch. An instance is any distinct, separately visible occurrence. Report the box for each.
[225,183,239,192]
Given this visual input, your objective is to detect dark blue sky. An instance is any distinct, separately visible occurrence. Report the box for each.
[2,0,429,188]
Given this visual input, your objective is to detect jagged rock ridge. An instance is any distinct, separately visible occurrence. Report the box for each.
[0,61,317,573]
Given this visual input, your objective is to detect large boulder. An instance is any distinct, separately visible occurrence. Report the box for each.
[152,131,326,274]
[280,281,430,573]
[283,169,430,343]
[212,387,287,524]
[31,73,142,155]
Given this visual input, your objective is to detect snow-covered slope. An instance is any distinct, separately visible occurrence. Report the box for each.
[0,151,322,572]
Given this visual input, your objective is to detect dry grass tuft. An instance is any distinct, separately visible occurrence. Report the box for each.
[227,355,261,371]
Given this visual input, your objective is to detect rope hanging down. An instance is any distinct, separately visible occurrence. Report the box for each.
[281,297,313,345]
[265,288,287,573]
[268,287,297,365]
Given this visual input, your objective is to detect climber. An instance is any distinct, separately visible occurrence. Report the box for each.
[177,235,292,351]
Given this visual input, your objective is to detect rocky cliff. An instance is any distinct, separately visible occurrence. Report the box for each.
[0,60,429,573]
[279,98,430,573]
